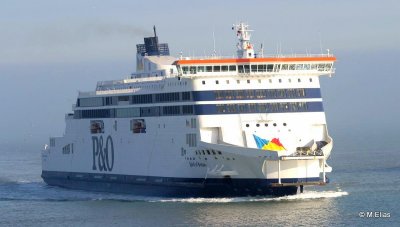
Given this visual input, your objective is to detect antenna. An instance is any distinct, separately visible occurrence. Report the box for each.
[212,29,216,57]
[260,43,264,57]
[153,25,157,37]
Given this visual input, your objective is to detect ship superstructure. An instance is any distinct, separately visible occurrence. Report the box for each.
[42,23,336,197]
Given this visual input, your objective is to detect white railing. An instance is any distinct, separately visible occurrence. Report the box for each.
[178,53,334,60]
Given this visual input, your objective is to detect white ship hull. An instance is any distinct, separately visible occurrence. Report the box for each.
[42,23,335,197]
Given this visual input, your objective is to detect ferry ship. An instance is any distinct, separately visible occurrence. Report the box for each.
[41,23,336,197]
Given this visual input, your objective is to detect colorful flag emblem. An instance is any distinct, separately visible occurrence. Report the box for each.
[253,134,285,151]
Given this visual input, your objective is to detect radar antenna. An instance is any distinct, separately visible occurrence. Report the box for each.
[232,22,255,59]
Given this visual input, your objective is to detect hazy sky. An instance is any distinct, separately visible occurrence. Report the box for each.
[1,0,400,147]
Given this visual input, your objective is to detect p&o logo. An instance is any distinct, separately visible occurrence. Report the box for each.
[92,135,114,172]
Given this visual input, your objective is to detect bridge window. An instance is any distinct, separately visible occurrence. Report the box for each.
[238,65,244,73]
[206,66,212,72]
[274,64,281,72]
[197,66,205,72]
[258,64,266,72]
[213,66,221,72]
[318,64,326,71]
[281,64,288,70]
[182,66,189,74]
[221,65,228,72]
[325,63,332,71]
[296,64,303,70]
[189,66,196,74]
[251,65,257,72]
[267,64,274,72]
[244,65,250,73]
[229,65,236,71]
[311,64,318,70]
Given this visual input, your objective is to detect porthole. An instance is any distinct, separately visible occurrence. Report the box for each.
[269,79,272,83]
[283,123,287,126]
[247,80,250,84]
[298,78,301,82]
[215,80,219,84]
[278,79,282,83]
[226,80,230,84]
[256,124,260,127]
[237,80,240,84]
[245,124,249,127]
[264,123,268,127]
[258,79,261,83]
[309,78,313,82]
[202,81,205,85]
[273,123,277,127]
[288,79,291,83]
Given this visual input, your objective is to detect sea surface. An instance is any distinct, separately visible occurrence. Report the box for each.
[0,132,399,226]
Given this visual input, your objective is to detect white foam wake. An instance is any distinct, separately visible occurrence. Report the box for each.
[153,190,348,203]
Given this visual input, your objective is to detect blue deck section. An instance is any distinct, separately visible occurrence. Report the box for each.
[192,88,322,101]
[42,171,321,197]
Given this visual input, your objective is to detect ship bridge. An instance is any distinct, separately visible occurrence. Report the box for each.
[173,55,336,77]
[174,22,336,77]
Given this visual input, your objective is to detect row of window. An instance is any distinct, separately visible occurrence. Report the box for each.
[73,101,321,119]
[180,63,333,74]
[79,88,319,108]
[202,77,314,85]
[216,102,309,114]
[78,92,192,107]
[75,105,195,119]
[214,89,307,100]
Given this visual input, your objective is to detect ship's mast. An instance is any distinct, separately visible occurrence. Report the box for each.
[232,22,255,59]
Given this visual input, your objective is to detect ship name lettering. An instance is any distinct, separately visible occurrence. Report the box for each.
[92,135,114,172]
[189,161,206,168]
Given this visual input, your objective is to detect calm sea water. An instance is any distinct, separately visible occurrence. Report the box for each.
[0,132,399,226]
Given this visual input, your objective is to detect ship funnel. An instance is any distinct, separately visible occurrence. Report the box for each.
[135,26,170,72]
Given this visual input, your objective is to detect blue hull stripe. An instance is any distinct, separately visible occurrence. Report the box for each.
[42,171,321,197]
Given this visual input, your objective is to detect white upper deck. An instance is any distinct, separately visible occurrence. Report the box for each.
[79,22,336,98]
